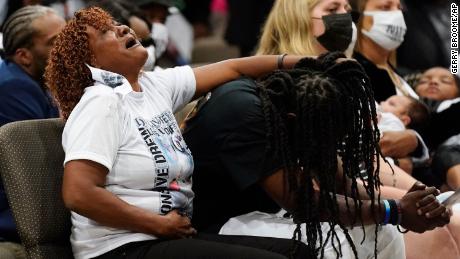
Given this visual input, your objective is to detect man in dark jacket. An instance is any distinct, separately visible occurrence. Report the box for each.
[0,5,64,258]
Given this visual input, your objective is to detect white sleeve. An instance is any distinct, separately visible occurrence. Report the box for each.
[62,92,122,171]
[150,66,196,113]
[412,131,430,165]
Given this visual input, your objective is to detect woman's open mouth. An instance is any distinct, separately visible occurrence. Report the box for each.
[125,37,140,49]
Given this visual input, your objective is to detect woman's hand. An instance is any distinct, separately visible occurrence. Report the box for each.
[379,130,418,158]
[157,210,197,239]
[400,187,450,233]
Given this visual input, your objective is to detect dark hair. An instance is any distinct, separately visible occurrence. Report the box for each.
[2,5,55,58]
[88,0,152,31]
[407,97,430,135]
[257,52,382,259]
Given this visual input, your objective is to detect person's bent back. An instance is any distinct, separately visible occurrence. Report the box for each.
[184,52,451,258]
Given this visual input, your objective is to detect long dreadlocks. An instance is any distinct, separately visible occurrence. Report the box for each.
[257,52,382,258]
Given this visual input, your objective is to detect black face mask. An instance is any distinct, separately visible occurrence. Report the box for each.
[316,13,353,52]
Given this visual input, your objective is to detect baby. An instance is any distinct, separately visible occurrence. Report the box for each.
[378,95,430,134]
[378,95,430,171]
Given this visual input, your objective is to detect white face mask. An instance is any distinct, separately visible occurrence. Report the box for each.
[344,22,357,58]
[361,10,407,51]
[143,45,156,71]
[151,22,169,58]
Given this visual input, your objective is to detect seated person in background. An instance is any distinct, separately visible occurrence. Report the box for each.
[352,0,416,102]
[0,5,65,258]
[352,0,425,162]
[45,7,318,259]
[414,67,460,191]
[416,67,460,148]
[0,5,64,126]
[378,95,430,173]
[253,0,419,197]
[183,52,450,259]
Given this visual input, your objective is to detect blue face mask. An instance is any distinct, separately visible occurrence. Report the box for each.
[316,13,353,52]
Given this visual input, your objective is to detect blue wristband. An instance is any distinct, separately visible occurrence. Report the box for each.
[383,200,391,225]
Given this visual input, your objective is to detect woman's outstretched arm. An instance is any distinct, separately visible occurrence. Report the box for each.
[192,55,307,98]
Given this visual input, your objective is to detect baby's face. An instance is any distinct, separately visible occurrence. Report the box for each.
[416,67,459,101]
[380,95,411,118]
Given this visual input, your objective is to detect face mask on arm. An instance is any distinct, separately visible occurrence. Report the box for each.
[361,10,407,51]
[315,12,353,52]
[143,45,156,71]
[151,22,169,58]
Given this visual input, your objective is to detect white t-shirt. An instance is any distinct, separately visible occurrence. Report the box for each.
[63,65,196,259]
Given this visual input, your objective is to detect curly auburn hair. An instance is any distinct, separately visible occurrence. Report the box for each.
[45,7,114,119]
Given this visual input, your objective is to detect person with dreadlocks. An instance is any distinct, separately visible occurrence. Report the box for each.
[255,0,424,196]
[44,6,320,259]
[184,0,450,258]
[182,52,451,259]
[257,0,457,257]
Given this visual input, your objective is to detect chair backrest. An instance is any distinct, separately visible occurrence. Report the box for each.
[0,119,73,259]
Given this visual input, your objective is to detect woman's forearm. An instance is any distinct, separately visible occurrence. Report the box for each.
[317,194,385,226]
[63,160,165,236]
[379,157,417,190]
[336,156,415,199]
[228,55,306,77]
[193,55,306,97]
[65,184,165,235]
[261,169,385,226]
[379,130,418,158]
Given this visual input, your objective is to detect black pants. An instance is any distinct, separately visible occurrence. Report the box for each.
[93,233,310,259]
